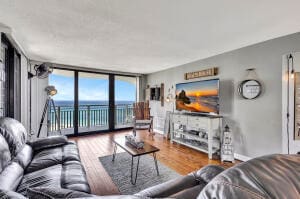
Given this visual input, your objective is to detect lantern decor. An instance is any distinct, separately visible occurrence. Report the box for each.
[221,125,235,163]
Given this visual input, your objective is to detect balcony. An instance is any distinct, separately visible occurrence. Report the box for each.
[48,104,133,135]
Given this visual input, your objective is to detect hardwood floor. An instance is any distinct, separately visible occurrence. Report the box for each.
[70,130,237,196]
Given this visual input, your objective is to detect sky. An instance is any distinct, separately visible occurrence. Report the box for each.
[49,74,136,101]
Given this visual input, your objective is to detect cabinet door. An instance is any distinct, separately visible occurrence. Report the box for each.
[188,116,208,129]
[172,114,188,125]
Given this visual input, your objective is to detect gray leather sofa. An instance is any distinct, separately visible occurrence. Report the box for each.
[0,117,90,198]
[1,117,300,199]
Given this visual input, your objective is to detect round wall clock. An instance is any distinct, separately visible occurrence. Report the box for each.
[238,79,262,99]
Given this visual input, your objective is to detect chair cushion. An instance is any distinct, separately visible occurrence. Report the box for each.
[17,164,62,196]
[135,120,152,124]
[61,160,90,193]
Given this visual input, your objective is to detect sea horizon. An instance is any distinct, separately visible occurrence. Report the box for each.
[53,100,134,107]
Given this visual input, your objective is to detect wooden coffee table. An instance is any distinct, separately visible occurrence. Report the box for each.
[112,137,160,185]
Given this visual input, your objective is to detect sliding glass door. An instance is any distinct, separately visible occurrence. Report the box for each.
[49,69,75,135]
[48,68,137,136]
[78,72,109,133]
[114,75,137,129]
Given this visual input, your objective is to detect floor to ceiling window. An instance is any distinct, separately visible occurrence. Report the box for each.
[48,68,138,136]
[78,72,109,133]
[114,75,137,129]
[48,69,75,135]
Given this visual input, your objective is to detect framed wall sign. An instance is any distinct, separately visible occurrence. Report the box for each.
[184,67,218,80]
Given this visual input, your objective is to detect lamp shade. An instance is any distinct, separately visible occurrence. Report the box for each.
[45,85,57,96]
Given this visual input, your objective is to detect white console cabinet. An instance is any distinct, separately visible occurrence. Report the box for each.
[170,112,223,159]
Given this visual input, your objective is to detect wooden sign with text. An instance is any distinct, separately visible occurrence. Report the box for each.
[184,67,218,80]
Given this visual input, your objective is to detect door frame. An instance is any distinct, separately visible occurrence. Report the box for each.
[51,66,138,136]
[1,33,21,120]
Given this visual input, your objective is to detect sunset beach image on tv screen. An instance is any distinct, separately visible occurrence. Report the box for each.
[175,79,219,113]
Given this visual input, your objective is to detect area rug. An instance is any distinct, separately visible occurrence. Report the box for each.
[99,152,181,195]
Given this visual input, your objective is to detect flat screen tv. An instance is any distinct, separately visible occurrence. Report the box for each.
[175,79,219,114]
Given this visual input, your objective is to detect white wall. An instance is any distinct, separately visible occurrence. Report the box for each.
[147,32,300,159]
[20,54,29,131]
[282,52,300,154]
[29,65,48,138]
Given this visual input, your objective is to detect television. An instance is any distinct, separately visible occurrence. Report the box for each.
[175,79,219,114]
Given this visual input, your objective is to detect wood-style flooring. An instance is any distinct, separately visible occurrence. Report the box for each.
[70,130,237,196]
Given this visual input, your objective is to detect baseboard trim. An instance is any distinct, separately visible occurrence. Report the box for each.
[153,129,164,134]
[234,153,251,162]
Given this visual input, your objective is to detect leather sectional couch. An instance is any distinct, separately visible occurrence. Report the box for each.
[0,117,90,198]
[0,117,299,199]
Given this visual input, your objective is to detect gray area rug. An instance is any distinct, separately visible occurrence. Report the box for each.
[99,152,181,195]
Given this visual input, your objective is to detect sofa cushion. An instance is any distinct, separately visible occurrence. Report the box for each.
[0,132,12,172]
[62,141,81,162]
[27,187,92,199]
[0,117,27,156]
[62,160,90,193]
[28,136,68,151]
[25,142,81,174]
[25,147,63,173]
[0,162,24,191]
[17,164,62,195]
[198,154,300,199]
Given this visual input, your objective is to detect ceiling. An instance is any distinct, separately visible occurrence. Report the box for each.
[0,0,300,74]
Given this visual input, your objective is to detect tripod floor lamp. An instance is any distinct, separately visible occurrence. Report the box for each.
[37,85,61,138]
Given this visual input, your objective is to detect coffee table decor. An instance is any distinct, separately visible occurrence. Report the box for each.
[125,135,144,149]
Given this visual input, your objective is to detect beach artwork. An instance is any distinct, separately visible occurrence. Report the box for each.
[175,79,219,113]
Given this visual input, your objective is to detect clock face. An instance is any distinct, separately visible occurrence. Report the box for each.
[239,80,262,99]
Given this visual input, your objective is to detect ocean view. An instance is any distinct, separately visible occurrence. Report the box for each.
[49,100,135,131]
[53,100,135,107]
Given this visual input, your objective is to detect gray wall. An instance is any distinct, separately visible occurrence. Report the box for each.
[147,32,300,158]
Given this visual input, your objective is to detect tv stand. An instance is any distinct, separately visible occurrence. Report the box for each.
[170,112,222,159]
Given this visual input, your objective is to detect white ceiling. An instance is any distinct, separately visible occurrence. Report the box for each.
[0,0,300,74]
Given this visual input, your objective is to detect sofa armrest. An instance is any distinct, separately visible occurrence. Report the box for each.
[28,135,68,151]
[136,165,225,198]
[136,174,198,198]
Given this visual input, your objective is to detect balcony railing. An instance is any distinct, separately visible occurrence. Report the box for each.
[48,104,133,132]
